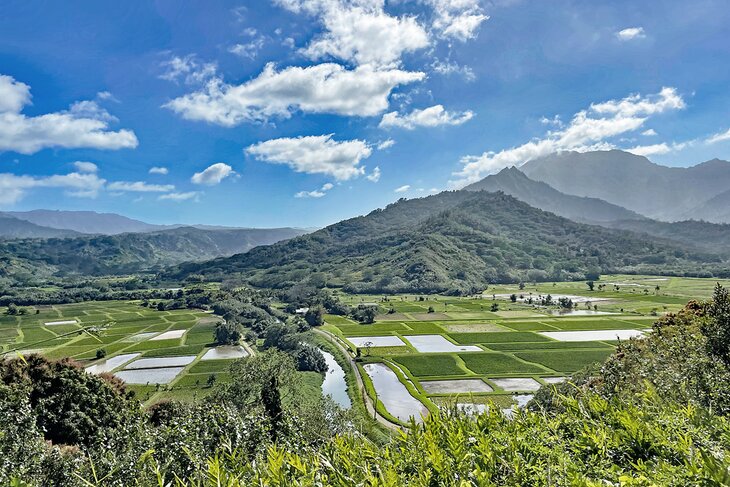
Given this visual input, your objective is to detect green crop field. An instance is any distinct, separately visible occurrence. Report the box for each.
[0,300,243,405]
[323,274,726,423]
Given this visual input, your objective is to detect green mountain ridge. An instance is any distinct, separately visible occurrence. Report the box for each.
[166,191,728,293]
[0,226,308,284]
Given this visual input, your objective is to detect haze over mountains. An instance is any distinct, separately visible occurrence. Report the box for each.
[519,150,730,223]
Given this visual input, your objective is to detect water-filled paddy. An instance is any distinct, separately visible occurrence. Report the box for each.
[151,330,186,340]
[491,378,542,391]
[85,353,141,374]
[405,335,481,353]
[124,355,196,369]
[540,329,645,342]
[363,363,427,423]
[200,345,249,360]
[122,332,159,342]
[45,320,77,326]
[421,379,493,394]
[115,366,185,384]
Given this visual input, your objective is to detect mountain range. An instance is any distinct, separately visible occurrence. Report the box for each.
[166,191,727,294]
[519,150,730,223]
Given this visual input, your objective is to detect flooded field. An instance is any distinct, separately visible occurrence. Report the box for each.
[124,355,196,369]
[540,329,645,342]
[201,345,249,360]
[85,353,140,374]
[151,330,186,341]
[491,378,542,391]
[421,379,493,394]
[405,335,481,353]
[115,367,185,384]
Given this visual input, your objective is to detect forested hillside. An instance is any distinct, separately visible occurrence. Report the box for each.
[0,226,307,283]
[168,191,728,293]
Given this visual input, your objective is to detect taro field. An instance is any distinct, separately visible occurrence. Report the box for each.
[323,274,724,424]
[0,301,249,404]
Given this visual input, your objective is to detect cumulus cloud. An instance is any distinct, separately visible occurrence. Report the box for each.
[159,191,201,202]
[376,139,395,150]
[0,74,138,154]
[642,128,657,136]
[246,134,372,181]
[165,63,424,125]
[149,166,169,175]
[73,161,98,173]
[616,27,646,41]
[366,166,381,182]
[431,59,476,81]
[380,104,474,129]
[295,1,429,67]
[191,163,235,186]
[394,184,410,193]
[107,181,175,192]
[424,0,489,41]
[707,128,730,144]
[0,171,106,205]
[295,182,334,198]
[451,87,686,187]
[229,37,266,59]
[159,55,217,85]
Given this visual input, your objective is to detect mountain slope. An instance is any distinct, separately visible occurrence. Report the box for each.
[520,150,730,222]
[5,210,164,234]
[0,214,81,239]
[0,226,308,281]
[604,219,730,255]
[167,191,727,293]
[464,167,645,223]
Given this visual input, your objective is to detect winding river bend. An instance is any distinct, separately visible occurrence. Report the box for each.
[320,350,352,409]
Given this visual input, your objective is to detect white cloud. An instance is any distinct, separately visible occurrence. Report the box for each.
[707,128,730,144]
[107,181,175,192]
[626,141,691,156]
[297,1,429,67]
[73,161,98,173]
[229,37,265,59]
[295,182,334,198]
[380,104,474,129]
[0,74,138,155]
[165,63,424,125]
[394,184,410,193]
[616,27,646,41]
[0,171,106,205]
[376,139,395,150]
[642,129,657,136]
[0,75,30,113]
[431,59,476,81]
[246,134,372,181]
[451,87,686,187]
[149,166,169,175]
[159,55,217,85]
[159,191,200,202]
[366,166,381,182]
[191,163,235,186]
[424,0,489,41]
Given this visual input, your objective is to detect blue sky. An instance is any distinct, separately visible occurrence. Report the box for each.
[1,0,729,227]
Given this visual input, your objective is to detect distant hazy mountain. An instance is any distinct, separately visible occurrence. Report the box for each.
[6,210,163,235]
[0,214,81,239]
[464,167,646,223]
[0,226,309,282]
[681,189,730,223]
[520,150,730,222]
[166,191,727,293]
